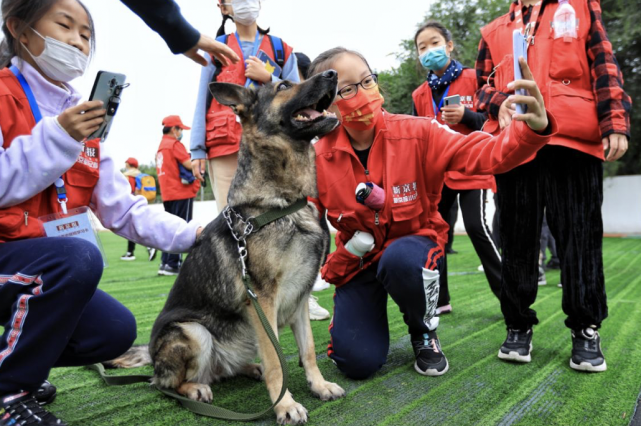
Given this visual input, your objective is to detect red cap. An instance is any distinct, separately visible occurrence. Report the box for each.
[162,115,191,130]
[125,157,138,168]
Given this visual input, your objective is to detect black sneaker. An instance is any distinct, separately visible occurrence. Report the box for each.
[34,381,56,406]
[498,328,533,363]
[1,391,66,425]
[412,331,449,376]
[160,265,180,276]
[545,258,561,270]
[570,327,607,372]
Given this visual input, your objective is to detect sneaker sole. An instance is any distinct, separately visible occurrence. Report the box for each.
[414,359,449,376]
[309,314,330,321]
[120,258,136,261]
[498,344,532,363]
[159,271,179,276]
[569,359,607,372]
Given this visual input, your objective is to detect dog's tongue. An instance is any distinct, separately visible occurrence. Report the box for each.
[299,108,322,120]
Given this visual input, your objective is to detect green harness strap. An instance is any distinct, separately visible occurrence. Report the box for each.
[88,198,308,421]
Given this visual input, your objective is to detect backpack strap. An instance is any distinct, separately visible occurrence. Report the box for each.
[268,35,285,69]
[206,34,230,111]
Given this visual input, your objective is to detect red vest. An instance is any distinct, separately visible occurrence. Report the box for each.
[412,68,495,191]
[0,68,100,243]
[480,0,603,160]
[156,135,200,202]
[205,34,293,159]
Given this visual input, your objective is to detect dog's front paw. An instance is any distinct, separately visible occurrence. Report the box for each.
[310,380,345,401]
[275,400,308,425]
[176,382,213,402]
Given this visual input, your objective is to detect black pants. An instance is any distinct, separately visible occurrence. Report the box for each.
[444,197,459,251]
[126,240,136,254]
[438,185,502,306]
[161,198,194,268]
[496,146,606,331]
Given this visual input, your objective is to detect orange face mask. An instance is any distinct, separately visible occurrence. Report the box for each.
[335,88,384,131]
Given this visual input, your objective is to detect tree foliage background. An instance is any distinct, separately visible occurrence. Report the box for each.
[378,0,639,176]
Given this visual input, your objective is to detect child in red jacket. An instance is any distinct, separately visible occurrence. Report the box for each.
[308,47,554,379]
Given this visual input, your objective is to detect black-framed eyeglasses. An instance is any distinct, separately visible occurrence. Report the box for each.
[337,74,378,100]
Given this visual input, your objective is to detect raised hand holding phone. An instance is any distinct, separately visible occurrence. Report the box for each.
[506,57,548,132]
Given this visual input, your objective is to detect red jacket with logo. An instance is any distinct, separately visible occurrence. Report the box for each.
[205,34,293,159]
[412,68,495,191]
[156,135,200,202]
[0,68,100,242]
[480,0,607,160]
[312,111,557,286]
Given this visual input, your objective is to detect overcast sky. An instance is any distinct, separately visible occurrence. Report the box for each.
[69,0,432,167]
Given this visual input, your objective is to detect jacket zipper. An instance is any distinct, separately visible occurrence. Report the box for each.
[24,211,28,226]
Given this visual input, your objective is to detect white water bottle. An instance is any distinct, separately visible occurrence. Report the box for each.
[345,231,375,257]
[553,0,578,42]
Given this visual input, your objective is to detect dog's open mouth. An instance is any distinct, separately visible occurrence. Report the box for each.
[292,92,336,124]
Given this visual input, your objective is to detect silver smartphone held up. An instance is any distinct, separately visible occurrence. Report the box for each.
[87,71,128,142]
[513,30,528,115]
[443,94,461,107]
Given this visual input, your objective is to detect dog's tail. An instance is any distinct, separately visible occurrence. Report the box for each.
[104,344,152,369]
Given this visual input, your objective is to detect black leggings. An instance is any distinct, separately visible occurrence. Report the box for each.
[496,146,606,331]
[438,184,502,306]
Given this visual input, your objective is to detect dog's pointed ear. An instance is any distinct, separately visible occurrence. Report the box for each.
[208,82,255,117]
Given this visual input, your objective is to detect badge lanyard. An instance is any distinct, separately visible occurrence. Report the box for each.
[234,30,263,87]
[10,65,69,214]
[514,0,544,46]
[432,85,451,118]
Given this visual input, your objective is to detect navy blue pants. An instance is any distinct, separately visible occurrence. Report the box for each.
[0,237,137,396]
[328,236,443,380]
[161,198,193,269]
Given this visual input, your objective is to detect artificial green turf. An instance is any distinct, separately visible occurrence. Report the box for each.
[12,233,641,425]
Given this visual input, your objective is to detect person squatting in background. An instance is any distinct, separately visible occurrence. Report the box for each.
[475,0,631,371]
[190,0,300,213]
[412,21,502,316]
[0,1,202,424]
[308,46,555,380]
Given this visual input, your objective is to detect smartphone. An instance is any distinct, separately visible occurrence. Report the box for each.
[87,71,127,141]
[443,94,461,107]
[513,30,528,115]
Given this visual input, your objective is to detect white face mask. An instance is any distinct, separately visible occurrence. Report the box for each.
[23,28,89,83]
[231,0,261,26]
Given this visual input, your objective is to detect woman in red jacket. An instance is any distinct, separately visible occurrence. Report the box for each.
[308,47,554,379]
[412,21,501,315]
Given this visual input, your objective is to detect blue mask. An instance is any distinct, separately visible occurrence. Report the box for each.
[420,45,450,71]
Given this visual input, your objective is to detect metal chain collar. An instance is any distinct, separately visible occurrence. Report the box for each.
[222,206,256,294]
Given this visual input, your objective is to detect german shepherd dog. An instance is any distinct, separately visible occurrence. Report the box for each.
[109,70,345,424]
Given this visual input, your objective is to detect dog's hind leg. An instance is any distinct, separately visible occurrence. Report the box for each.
[104,344,151,368]
[151,322,215,403]
[246,296,308,425]
[291,301,345,402]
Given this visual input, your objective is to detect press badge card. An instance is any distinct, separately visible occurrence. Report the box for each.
[40,206,108,267]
